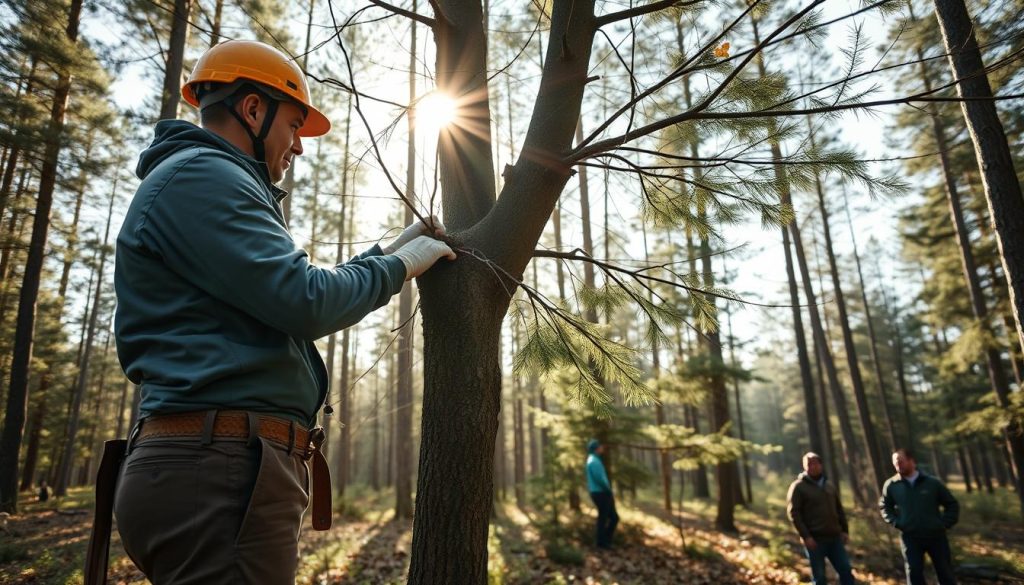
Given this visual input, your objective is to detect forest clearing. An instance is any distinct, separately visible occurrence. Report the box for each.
[2,481,1023,584]
[1,0,1023,583]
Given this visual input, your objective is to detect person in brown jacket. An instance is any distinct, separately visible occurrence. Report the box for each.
[787,452,856,584]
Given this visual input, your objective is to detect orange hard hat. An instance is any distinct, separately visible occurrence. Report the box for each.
[182,40,330,137]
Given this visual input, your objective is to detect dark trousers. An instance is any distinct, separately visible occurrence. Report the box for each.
[114,436,309,584]
[590,491,619,548]
[900,533,957,585]
[804,536,855,585]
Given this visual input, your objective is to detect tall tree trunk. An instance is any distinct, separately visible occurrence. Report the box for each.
[684,231,710,500]
[812,170,887,489]
[208,0,223,46]
[0,59,37,227]
[395,9,417,518]
[742,19,824,455]
[159,0,191,120]
[813,341,842,489]
[0,0,83,513]
[56,178,117,497]
[957,442,974,493]
[699,223,737,532]
[410,0,593,579]
[924,62,1024,508]
[724,274,752,505]
[280,0,317,224]
[932,0,1024,354]
[839,188,899,450]
[644,226,673,512]
[18,396,45,491]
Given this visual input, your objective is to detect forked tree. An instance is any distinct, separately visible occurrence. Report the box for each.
[326,0,1021,580]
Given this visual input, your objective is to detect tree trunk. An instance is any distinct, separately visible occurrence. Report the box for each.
[410,0,594,579]
[18,395,45,492]
[812,170,887,489]
[813,340,842,490]
[56,179,117,497]
[208,0,223,46]
[840,188,899,450]
[0,58,36,226]
[957,442,974,493]
[792,213,872,500]
[0,0,83,513]
[725,286,753,505]
[395,11,418,517]
[699,225,737,531]
[933,0,1024,355]
[914,8,1024,509]
[159,0,191,120]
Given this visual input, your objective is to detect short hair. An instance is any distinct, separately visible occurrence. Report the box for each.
[893,448,915,460]
[802,452,822,465]
[197,82,267,128]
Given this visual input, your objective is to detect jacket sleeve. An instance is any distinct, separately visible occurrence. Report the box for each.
[879,481,899,528]
[132,151,406,340]
[938,481,959,529]
[786,482,810,539]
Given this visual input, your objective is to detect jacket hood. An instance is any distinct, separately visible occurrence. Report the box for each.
[587,439,601,454]
[136,120,281,198]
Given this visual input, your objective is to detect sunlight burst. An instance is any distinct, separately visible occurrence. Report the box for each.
[415,92,458,131]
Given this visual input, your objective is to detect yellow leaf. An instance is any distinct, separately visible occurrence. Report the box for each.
[713,42,730,58]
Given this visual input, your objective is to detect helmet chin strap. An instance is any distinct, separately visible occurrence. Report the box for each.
[224,97,279,164]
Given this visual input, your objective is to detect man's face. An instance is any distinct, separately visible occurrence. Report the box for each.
[804,456,823,479]
[263,101,306,184]
[596,445,606,456]
[893,452,916,477]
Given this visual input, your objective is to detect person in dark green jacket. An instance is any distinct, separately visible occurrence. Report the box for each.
[880,448,960,585]
[112,40,454,584]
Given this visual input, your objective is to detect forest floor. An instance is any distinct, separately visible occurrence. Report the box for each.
[1,479,1022,584]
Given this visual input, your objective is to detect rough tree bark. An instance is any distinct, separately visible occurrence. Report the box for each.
[158,0,191,120]
[932,0,1024,356]
[408,1,593,580]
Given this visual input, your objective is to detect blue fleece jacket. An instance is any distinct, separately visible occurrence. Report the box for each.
[586,442,612,494]
[115,120,406,426]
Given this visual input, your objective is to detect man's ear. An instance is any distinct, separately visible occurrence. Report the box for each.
[238,93,263,132]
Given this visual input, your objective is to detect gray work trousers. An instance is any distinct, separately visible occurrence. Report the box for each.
[113,435,309,584]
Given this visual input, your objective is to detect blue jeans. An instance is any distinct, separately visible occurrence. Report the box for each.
[804,536,855,585]
[900,534,957,585]
[589,491,618,548]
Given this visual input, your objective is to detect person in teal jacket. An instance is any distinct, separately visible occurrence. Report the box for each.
[880,448,960,585]
[586,439,618,549]
[112,41,454,584]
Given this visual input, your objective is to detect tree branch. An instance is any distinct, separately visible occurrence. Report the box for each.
[532,250,799,308]
[368,0,437,28]
[595,0,705,28]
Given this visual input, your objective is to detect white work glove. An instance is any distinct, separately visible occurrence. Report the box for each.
[383,215,446,255]
[391,235,457,280]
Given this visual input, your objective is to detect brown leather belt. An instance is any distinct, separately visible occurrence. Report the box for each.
[84,410,333,585]
[137,410,318,458]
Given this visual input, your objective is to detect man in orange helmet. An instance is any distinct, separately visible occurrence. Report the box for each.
[107,40,454,584]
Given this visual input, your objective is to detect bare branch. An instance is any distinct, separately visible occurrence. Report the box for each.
[532,250,800,309]
[368,0,437,28]
[595,0,705,28]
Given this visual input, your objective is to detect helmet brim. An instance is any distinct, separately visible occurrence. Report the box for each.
[299,106,331,137]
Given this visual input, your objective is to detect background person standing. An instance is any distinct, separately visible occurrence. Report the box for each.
[786,452,855,585]
[585,439,618,550]
[880,448,960,585]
